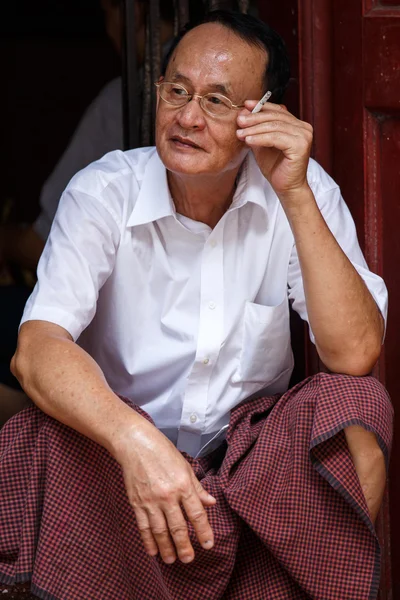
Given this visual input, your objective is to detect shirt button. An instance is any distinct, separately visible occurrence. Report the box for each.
[203,358,210,365]
[209,240,217,248]
[190,414,197,423]
[232,373,241,383]
[208,301,216,310]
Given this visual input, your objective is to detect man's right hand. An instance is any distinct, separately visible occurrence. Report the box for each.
[14,321,215,565]
[115,417,216,564]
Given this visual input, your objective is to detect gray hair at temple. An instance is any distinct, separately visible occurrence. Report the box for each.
[161,9,291,104]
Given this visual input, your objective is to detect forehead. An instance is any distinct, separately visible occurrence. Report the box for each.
[166,23,267,93]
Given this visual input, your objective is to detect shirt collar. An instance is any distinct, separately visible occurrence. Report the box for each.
[230,152,270,214]
[127,150,176,227]
[127,149,270,228]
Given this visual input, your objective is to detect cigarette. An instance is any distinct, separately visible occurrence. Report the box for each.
[252,91,272,113]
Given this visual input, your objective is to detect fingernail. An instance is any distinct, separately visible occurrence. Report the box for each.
[181,555,194,564]
[202,540,213,548]
[238,115,248,122]
[236,129,245,137]
[164,556,176,564]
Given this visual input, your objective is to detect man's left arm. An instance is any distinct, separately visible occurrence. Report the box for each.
[237,102,384,376]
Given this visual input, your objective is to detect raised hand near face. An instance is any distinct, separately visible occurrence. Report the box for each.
[236,100,314,209]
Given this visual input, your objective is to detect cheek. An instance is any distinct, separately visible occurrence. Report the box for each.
[215,127,246,157]
[155,109,170,142]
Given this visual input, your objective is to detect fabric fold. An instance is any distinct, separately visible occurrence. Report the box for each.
[0,373,393,600]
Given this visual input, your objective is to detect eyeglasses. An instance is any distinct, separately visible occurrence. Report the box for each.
[155,81,245,118]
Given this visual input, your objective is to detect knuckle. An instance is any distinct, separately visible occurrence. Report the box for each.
[190,509,206,524]
[152,482,179,502]
[300,138,310,151]
[169,524,189,537]
[152,526,170,537]
[157,488,174,502]
[131,498,148,510]
[143,504,158,517]
[181,488,195,502]
[175,474,191,491]
[137,523,152,534]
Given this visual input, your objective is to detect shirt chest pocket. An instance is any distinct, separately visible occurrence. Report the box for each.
[237,298,293,384]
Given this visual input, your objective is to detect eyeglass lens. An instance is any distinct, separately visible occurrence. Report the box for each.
[159,82,233,116]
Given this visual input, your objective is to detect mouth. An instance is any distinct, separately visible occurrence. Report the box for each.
[170,136,203,150]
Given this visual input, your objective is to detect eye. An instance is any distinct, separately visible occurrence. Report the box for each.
[171,86,188,97]
[208,95,224,105]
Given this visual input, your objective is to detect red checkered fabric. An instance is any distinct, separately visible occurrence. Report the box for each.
[0,373,393,600]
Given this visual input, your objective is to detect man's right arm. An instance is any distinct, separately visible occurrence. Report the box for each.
[12,320,141,453]
[12,320,216,564]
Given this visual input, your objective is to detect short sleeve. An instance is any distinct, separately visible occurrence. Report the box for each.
[22,187,121,341]
[287,176,388,343]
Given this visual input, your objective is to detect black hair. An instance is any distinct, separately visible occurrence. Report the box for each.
[161,9,291,104]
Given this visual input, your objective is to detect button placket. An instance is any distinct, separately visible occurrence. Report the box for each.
[178,229,225,444]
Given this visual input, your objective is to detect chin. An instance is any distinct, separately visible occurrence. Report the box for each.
[159,149,215,177]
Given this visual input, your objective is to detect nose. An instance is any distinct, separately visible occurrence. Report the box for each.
[176,97,206,130]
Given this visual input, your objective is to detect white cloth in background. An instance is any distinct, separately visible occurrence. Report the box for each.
[22,148,388,457]
[33,78,123,241]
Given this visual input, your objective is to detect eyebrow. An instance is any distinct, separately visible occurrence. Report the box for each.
[170,71,232,96]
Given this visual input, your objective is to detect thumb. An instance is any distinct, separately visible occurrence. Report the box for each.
[192,476,216,505]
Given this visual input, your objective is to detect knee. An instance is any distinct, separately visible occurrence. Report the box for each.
[319,372,391,414]
[318,372,393,448]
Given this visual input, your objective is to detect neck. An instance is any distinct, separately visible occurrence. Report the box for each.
[168,170,241,229]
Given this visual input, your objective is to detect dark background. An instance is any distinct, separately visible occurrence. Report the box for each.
[1,0,120,224]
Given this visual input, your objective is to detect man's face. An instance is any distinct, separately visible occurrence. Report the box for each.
[156,23,267,178]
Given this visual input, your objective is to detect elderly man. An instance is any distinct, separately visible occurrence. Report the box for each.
[0,9,392,600]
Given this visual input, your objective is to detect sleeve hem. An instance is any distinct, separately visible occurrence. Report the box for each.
[20,306,85,342]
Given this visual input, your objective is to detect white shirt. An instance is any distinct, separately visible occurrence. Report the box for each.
[34,78,123,241]
[22,148,388,457]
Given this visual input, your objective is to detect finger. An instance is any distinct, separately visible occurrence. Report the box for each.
[237,121,310,142]
[147,509,177,564]
[164,505,195,563]
[195,481,217,506]
[243,132,311,159]
[237,111,311,131]
[134,507,158,557]
[182,488,214,551]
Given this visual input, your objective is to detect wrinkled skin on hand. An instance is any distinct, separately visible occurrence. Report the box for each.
[115,416,216,564]
[236,100,314,205]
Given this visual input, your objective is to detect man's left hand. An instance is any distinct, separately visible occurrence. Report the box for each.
[236,101,313,203]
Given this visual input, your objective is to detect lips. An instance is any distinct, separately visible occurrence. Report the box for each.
[171,135,203,150]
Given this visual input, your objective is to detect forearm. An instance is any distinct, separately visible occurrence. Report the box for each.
[12,321,145,458]
[282,186,383,375]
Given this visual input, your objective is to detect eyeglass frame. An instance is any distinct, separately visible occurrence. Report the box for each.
[154,81,246,117]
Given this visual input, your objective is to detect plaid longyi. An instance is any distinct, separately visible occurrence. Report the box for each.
[0,373,393,599]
